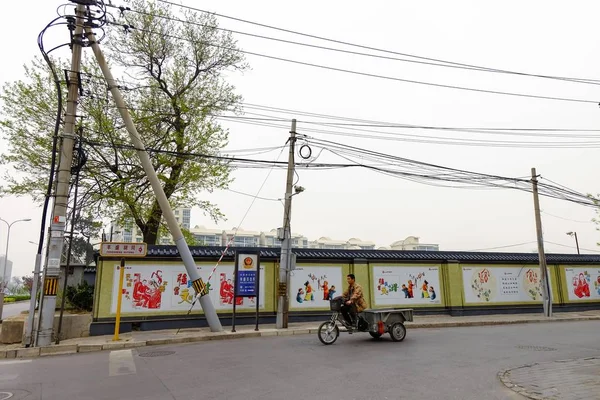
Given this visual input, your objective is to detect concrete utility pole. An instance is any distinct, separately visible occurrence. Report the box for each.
[531,168,552,317]
[276,119,297,329]
[85,27,222,332]
[37,3,86,347]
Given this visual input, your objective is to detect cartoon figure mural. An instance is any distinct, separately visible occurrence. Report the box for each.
[401,284,410,298]
[573,271,591,298]
[296,288,305,303]
[219,273,243,305]
[429,286,436,300]
[406,280,415,298]
[291,267,342,308]
[124,269,168,309]
[373,267,442,305]
[421,280,430,298]
[328,285,337,300]
[304,281,314,302]
[322,280,329,300]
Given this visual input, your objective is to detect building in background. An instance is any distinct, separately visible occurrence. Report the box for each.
[109,208,438,251]
[110,207,192,245]
[188,227,436,251]
[378,236,440,251]
[0,256,13,284]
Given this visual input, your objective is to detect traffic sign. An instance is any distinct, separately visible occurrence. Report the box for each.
[99,242,147,257]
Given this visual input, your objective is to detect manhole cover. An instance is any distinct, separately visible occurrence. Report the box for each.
[516,345,557,351]
[138,350,176,357]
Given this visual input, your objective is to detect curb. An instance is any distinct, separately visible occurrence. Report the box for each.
[1,315,599,360]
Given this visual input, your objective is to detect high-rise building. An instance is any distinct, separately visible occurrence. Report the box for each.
[110,207,192,244]
[0,256,13,285]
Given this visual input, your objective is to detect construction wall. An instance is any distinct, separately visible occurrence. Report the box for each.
[91,255,600,333]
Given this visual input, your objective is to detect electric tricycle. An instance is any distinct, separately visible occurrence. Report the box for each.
[318,297,413,345]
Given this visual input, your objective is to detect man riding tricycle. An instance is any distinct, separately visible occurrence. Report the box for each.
[318,274,413,345]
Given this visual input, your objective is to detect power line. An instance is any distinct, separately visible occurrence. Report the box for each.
[225,189,281,202]
[106,20,599,105]
[540,210,593,224]
[112,2,600,87]
[154,0,600,86]
[78,132,599,208]
[216,117,600,148]
[545,241,600,253]
[467,242,537,251]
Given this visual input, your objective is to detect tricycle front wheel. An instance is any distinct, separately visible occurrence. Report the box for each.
[389,322,406,342]
[318,321,340,345]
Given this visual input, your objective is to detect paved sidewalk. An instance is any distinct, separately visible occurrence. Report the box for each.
[2,309,599,360]
[500,357,600,400]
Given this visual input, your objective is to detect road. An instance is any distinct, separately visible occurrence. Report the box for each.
[1,301,29,320]
[1,320,599,400]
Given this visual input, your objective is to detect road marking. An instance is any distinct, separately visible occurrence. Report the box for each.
[0,360,31,366]
[0,392,12,400]
[109,349,136,377]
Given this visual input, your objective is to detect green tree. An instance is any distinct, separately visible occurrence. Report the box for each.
[62,214,103,265]
[0,0,247,244]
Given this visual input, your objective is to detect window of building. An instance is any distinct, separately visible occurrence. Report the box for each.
[234,236,258,247]
[194,235,220,246]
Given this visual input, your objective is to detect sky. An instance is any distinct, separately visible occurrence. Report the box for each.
[1,0,600,278]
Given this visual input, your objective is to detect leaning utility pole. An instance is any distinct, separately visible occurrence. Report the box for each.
[37,3,86,347]
[84,26,222,332]
[531,168,552,317]
[276,119,297,329]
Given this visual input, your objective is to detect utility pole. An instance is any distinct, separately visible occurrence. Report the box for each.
[276,119,297,329]
[85,26,222,332]
[531,168,552,317]
[37,3,86,347]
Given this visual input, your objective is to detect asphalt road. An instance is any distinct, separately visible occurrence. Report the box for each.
[1,320,599,400]
[1,301,29,320]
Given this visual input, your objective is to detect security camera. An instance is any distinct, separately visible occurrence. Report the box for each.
[294,185,305,194]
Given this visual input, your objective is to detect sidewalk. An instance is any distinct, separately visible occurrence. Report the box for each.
[500,357,600,399]
[2,310,599,360]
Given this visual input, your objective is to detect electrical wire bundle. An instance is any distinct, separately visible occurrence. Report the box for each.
[298,136,599,208]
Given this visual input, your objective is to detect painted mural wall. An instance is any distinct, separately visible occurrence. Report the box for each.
[109,263,265,314]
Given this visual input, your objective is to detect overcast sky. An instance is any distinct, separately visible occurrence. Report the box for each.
[1,0,600,278]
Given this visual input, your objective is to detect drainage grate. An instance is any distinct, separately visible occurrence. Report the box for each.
[516,345,557,351]
[138,350,176,357]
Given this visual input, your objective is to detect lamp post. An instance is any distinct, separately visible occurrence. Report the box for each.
[0,217,32,320]
[566,231,580,254]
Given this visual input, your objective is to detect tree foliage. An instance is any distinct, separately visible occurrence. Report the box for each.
[0,0,247,244]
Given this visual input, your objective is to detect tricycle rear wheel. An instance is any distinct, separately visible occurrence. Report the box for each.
[389,322,406,342]
[318,321,340,345]
[369,332,382,339]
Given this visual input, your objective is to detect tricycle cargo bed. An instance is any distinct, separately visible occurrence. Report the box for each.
[361,309,414,324]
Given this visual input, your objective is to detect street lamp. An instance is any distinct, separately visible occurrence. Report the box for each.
[566,232,580,254]
[0,218,32,288]
[0,217,32,320]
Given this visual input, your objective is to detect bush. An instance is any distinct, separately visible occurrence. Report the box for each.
[4,297,15,303]
[8,295,31,302]
[64,281,94,311]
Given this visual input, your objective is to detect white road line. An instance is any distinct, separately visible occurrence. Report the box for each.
[108,349,137,377]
